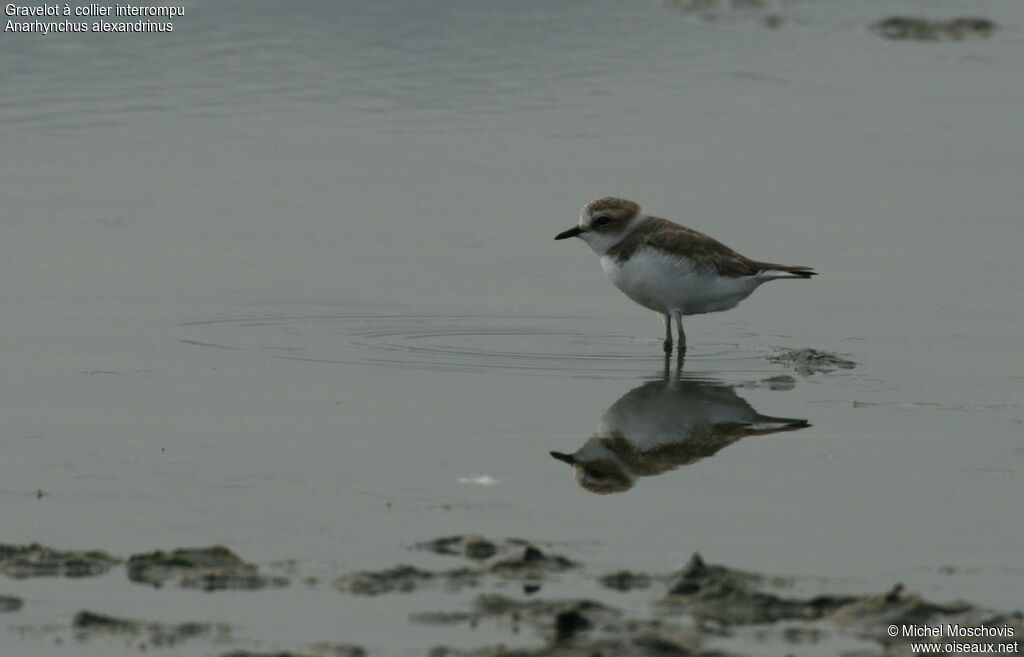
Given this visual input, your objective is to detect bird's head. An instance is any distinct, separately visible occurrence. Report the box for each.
[555,197,644,254]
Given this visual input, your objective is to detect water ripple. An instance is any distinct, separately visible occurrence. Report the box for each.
[179,313,769,379]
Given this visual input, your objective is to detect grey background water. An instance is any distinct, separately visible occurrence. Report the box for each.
[2,0,1022,654]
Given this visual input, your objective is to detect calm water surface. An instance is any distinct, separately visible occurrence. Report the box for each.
[2,1,1022,655]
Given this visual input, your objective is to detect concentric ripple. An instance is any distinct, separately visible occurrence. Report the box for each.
[179,314,766,378]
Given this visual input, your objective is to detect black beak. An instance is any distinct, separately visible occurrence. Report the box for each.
[550,451,576,465]
[554,226,584,240]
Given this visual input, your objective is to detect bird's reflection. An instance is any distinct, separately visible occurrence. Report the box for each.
[551,368,810,494]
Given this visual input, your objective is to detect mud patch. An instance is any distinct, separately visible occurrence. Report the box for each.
[0,595,22,612]
[73,610,230,648]
[598,570,653,592]
[6,538,1020,657]
[769,348,856,376]
[871,17,997,41]
[127,545,289,591]
[0,543,120,579]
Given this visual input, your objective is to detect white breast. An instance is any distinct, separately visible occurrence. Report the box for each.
[600,248,763,316]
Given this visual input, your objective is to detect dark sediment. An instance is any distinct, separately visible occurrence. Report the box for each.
[657,552,857,623]
[219,647,365,657]
[420,594,713,657]
[661,0,786,30]
[73,609,230,647]
[415,535,503,561]
[487,545,578,579]
[739,374,797,390]
[336,564,478,595]
[127,545,289,591]
[871,16,997,41]
[0,595,23,612]
[758,374,796,390]
[0,542,120,578]
[598,570,653,592]
[769,348,856,376]
[665,0,773,8]
[337,542,579,595]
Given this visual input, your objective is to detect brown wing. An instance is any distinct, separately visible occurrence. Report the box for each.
[620,217,816,278]
[640,218,763,277]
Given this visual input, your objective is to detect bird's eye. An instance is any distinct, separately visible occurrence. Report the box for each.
[594,216,612,227]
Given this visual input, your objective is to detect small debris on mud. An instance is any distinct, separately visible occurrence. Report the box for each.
[415,535,504,560]
[409,610,477,626]
[487,545,578,579]
[73,610,230,647]
[336,564,478,595]
[73,610,138,631]
[662,0,790,29]
[466,595,625,638]
[219,647,365,657]
[871,16,997,41]
[127,545,289,591]
[664,0,776,10]
[761,374,797,390]
[598,570,653,592]
[310,644,367,657]
[0,595,23,612]
[769,348,856,376]
[0,543,120,579]
[740,374,798,390]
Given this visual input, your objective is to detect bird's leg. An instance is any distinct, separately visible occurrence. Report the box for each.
[662,314,673,354]
[673,311,687,356]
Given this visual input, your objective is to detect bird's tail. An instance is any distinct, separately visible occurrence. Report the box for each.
[747,417,811,434]
[753,261,817,279]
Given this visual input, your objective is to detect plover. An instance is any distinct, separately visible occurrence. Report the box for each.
[555,197,816,354]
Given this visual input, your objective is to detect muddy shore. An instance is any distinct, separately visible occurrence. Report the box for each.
[3,538,1020,656]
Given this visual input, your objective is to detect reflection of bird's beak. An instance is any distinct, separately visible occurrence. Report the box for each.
[554,226,583,240]
[550,451,576,464]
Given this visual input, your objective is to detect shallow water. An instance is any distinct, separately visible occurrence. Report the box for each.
[2,0,1022,655]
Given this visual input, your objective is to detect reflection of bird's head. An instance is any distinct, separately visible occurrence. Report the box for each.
[550,439,636,494]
